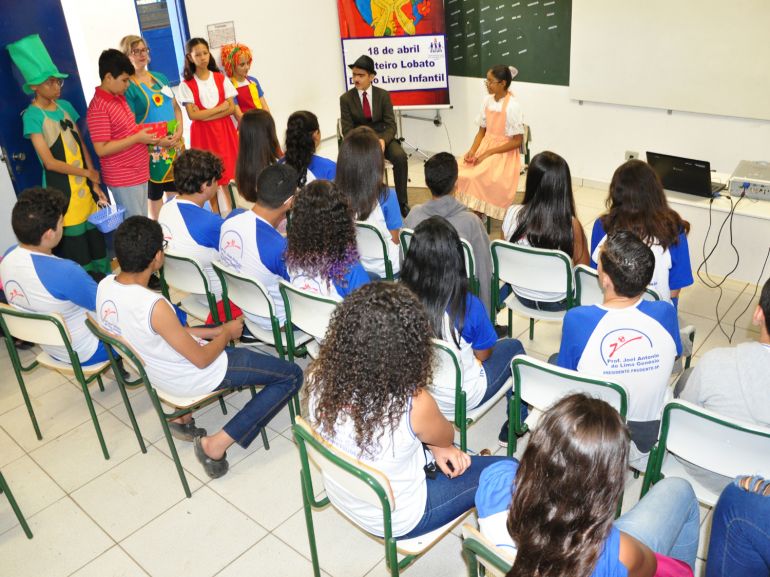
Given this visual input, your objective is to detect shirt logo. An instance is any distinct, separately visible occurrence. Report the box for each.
[599,328,659,374]
[4,281,29,307]
[99,300,121,335]
[219,230,244,270]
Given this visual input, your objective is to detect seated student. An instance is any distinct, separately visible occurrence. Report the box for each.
[401,217,525,446]
[404,152,493,313]
[674,276,770,493]
[591,160,693,307]
[707,475,770,577]
[475,394,700,577]
[557,231,681,465]
[501,151,589,311]
[218,163,296,330]
[0,188,110,367]
[158,149,226,298]
[336,126,402,279]
[97,216,302,478]
[308,282,510,538]
[285,179,368,299]
[282,111,336,187]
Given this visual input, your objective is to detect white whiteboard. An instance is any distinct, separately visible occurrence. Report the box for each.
[569,0,770,121]
[183,0,344,143]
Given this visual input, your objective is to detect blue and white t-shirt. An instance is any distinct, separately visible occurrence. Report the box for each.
[279,154,336,185]
[289,261,369,300]
[219,210,289,329]
[357,188,403,278]
[557,299,682,422]
[0,247,101,364]
[432,294,498,415]
[590,220,693,304]
[158,197,224,297]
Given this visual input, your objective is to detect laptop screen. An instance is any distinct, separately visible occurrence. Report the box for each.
[646,152,712,197]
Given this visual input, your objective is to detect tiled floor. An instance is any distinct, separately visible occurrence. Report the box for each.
[0,163,761,576]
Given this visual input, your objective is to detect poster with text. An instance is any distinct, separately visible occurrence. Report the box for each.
[337,0,450,108]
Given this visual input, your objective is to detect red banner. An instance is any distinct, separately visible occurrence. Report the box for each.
[337,0,450,108]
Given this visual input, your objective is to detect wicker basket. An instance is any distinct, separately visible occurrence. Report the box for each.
[88,205,126,233]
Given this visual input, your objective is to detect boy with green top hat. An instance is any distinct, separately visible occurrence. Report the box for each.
[7,34,111,277]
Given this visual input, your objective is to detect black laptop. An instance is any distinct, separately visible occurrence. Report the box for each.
[646,152,726,198]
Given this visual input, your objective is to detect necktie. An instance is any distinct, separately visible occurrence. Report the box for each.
[362,91,372,121]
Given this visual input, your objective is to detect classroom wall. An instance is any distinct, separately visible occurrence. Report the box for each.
[59,0,770,184]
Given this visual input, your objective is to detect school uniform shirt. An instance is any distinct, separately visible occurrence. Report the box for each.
[288,261,369,300]
[557,299,682,422]
[158,198,224,297]
[278,154,337,185]
[357,188,403,278]
[1,246,99,363]
[308,393,428,537]
[431,294,498,416]
[96,275,226,397]
[219,210,288,330]
[590,220,693,303]
[87,87,149,187]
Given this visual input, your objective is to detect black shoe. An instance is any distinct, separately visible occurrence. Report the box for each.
[400,203,410,218]
[239,324,259,344]
[148,274,162,292]
[194,436,229,479]
[113,357,131,381]
[498,420,509,448]
[494,325,509,339]
[168,418,208,442]
[13,338,34,351]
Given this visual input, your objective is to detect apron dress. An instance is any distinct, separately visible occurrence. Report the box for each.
[456,93,521,221]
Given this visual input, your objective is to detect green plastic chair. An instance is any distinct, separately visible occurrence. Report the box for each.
[461,524,514,577]
[278,280,339,361]
[0,304,127,460]
[431,339,509,452]
[212,260,312,360]
[490,240,575,339]
[640,400,770,506]
[159,251,220,324]
[400,228,480,296]
[356,222,395,281]
[507,354,628,455]
[292,416,471,577]
[84,314,275,498]
[0,470,33,539]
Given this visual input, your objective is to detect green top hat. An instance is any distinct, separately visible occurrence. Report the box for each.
[7,34,68,95]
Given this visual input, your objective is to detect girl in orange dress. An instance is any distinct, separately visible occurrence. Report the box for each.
[456,65,524,221]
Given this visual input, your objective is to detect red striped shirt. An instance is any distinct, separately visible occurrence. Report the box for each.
[87,87,149,187]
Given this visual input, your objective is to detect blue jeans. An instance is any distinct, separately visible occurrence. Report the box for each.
[109,182,148,219]
[614,477,700,569]
[707,476,770,577]
[477,338,528,422]
[401,455,514,539]
[214,347,303,448]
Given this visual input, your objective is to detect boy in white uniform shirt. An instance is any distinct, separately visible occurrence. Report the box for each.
[557,231,681,465]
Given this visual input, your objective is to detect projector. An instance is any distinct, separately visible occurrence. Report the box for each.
[728,160,770,201]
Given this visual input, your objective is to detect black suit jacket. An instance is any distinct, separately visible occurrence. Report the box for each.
[339,85,397,146]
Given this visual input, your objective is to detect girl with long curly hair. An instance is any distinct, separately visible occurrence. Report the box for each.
[283,110,336,187]
[235,109,280,204]
[401,217,525,444]
[285,180,368,298]
[475,394,699,577]
[501,151,589,311]
[308,282,510,538]
[336,126,402,279]
[591,160,693,306]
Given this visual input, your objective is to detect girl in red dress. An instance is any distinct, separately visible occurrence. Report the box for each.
[178,37,237,214]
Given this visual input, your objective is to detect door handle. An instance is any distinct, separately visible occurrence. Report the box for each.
[11,152,26,161]
[0,146,15,182]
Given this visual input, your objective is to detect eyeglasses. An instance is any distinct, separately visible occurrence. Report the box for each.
[162,239,169,250]
[484,79,501,85]
[43,78,64,88]
[131,47,150,56]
